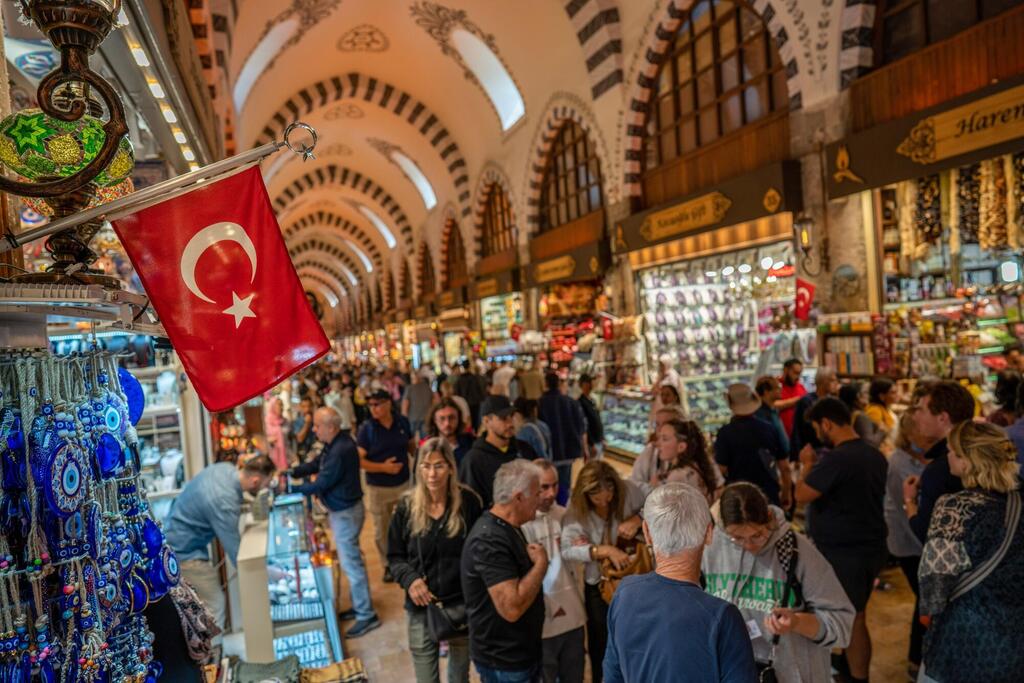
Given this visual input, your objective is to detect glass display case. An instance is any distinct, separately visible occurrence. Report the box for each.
[132,365,188,521]
[266,494,342,668]
[602,386,651,459]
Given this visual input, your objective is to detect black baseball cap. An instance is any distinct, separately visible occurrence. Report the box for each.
[367,389,392,402]
[480,394,514,418]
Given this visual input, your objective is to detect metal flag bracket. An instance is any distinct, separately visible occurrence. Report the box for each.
[0,121,320,257]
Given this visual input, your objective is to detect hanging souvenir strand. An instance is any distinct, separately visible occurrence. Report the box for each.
[979,158,1009,250]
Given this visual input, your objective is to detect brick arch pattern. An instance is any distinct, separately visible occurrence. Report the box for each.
[294,260,353,299]
[273,165,413,250]
[254,73,471,217]
[524,97,611,237]
[621,0,803,198]
[839,1,877,88]
[382,266,396,310]
[298,271,344,306]
[564,0,625,99]
[398,257,413,301]
[281,210,384,269]
[471,164,517,260]
[289,241,367,290]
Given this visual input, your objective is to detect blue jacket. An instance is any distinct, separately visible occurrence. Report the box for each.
[292,431,362,512]
[538,390,585,463]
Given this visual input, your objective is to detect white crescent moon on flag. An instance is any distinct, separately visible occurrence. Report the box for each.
[179,221,258,304]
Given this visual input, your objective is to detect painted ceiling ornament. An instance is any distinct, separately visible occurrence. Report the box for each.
[242,0,344,75]
[324,104,364,121]
[337,24,389,52]
[409,0,502,86]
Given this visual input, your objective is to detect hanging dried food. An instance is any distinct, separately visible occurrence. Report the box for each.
[979,158,1009,250]
[1011,152,1024,248]
[915,174,942,246]
[957,162,981,244]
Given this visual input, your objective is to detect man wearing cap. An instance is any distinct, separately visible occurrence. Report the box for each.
[356,389,416,583]
[460,395,539,508]
[713,383,792,507]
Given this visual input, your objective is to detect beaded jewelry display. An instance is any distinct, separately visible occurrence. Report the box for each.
[0,349,179,682]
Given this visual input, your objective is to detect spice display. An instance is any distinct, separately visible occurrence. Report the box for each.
[914,174,942,245]
[979,159,1009,250]
[957,163,981,244]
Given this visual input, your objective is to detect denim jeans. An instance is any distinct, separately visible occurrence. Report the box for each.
[407,609,470,683]
[474,663,541,683]
[327,501,375,622]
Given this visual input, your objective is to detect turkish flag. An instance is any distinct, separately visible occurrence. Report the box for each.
[113,167,329,411]
[795,278,816,320]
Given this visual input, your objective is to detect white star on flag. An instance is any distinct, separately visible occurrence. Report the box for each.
[223,291,256,328]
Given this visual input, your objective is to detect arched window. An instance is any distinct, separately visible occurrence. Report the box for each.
[384,270,396,309]
[374,280,383,313]
[444,221,469,288]
[875,0,1023,65]
[538,121,603,233]
[419,246,436,296]
[481,183,516,257]
[643,0,787,171]
[400,263,412,300]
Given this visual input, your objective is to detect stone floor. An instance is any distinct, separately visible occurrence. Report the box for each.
[329,518,917,683]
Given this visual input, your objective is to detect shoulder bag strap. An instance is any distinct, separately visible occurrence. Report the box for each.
[950,490,1022,602]
[766,531,801,661]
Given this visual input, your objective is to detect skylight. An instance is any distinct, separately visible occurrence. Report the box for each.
[451,29,525,131]
[391,150,437,210]
[346,240,374,273]
[339,265,358,287]
[233,18,299,111]
[358,205,397,249]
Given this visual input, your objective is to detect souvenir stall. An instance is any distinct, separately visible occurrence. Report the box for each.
[411,303,442,373]
[438,286,472,366]
[825,76,1024,386]
[589,314,648,459]
[473,270,524,361]
[610,162,815,455]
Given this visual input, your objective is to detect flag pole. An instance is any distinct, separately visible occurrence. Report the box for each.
[0,122,318,256]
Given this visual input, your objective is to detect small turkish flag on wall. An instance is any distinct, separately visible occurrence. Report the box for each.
[795,278,816,321]
[113,167,329,412]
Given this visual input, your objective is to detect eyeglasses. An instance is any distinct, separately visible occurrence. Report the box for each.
[419,461,449,473]
[727,528,771,548]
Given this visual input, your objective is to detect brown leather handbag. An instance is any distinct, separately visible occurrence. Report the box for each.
[598,523,654,604]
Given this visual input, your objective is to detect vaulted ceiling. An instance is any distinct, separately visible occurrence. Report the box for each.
[213,0,865,326]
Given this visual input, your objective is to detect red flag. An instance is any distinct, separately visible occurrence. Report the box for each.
[795,278,816,320]
[113,167,329,411]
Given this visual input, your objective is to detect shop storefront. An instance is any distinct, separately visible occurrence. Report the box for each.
[825,76,1024,386]
[527,239,608,374]
[411,302,442,372]
[606,161,814,457]
[437,285,473,366]
[473,269,523,361]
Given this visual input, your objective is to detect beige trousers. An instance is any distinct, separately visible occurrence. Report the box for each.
[180,558,226,632]
[365,483,407,570]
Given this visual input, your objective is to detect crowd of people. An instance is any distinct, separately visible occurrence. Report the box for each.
[162,353,1024,683]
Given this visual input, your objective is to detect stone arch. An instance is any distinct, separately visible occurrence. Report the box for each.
[564,0,625,100]
[288,241,366,289]
[523,93,612,237]
[293,259,353,298]
[298,272,342,307]
[416,242,437,298]
[438,205,471,287]
[620,0,803,198]
[471,163,518,260]
[253,73,471,217]
[273,164,413,250]
[281,210,384,269]
[397,257,413,302]
[839,1,876,88]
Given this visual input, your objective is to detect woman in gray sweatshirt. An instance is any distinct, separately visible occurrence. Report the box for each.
[702,483,854,683]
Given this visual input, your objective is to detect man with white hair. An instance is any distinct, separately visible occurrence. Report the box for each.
[603,483,756,683]
[461,460,547,683]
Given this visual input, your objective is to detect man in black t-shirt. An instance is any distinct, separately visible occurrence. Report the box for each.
[795,397,887,683]
[461,460,547,682]
[714,384,792,507]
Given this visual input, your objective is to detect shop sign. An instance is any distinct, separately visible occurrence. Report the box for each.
[637,192,732,244]
[439,286,466,310]
[897,83,1024,164]
[614,161,803,254]
[527,241,608,287]
[472,267,519,300]
[826,76,1024,199]
[414,303,435,319]
[475,278,500,298]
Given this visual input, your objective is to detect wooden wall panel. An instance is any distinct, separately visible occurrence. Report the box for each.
[529,210,605,262]
[641,111,789,209]
[476,249,517,276]
[851,5,1024,132]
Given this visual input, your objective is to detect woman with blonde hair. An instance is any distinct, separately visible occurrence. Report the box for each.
[918,421,1023,683]
[387,438,483,683]
[561,461,646,683]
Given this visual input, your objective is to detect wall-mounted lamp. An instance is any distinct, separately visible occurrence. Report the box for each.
[794,212,829,276]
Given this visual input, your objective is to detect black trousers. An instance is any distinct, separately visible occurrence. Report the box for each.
[898,554,925,666]
[584,583,607,683]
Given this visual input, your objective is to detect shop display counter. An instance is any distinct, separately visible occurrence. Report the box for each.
[238,494,343,667]
[602,386,650,460]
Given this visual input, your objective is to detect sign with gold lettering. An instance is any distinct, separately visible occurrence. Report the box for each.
[638,192,731,243]
[534,255,576,284]
[826,76,1024,199]
[475,278,499,299]
[897,84,1024,164]
[439,291,454,308]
